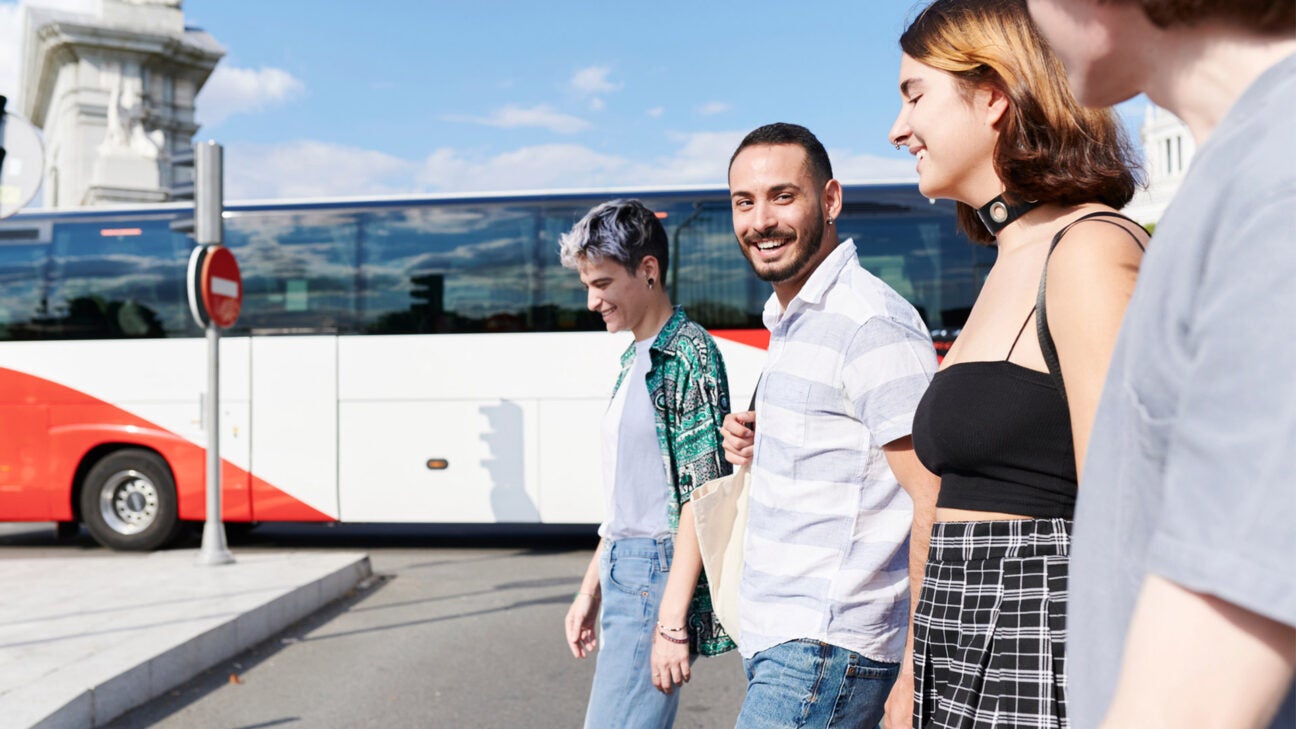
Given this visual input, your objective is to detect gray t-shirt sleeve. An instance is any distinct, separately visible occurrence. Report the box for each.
[1145,198,1296,627]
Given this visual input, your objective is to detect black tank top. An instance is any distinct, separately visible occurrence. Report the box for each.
[913,360,1077,518]
[912,212,1146,520]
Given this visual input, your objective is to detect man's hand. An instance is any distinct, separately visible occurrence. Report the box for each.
[721,411,756,466]
[883,664,915,729]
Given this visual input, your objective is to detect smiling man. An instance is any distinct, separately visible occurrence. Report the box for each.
[719,123,940,729]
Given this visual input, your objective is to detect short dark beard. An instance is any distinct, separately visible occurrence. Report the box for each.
[742,216,825,283]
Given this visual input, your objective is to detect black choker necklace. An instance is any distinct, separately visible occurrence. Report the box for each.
[976,194,1042,237]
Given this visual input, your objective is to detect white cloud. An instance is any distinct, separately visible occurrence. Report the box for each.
[419,144,631,192]
[218,129,749,201]
[588,97,605,112]
[445,104,591,134]
[569,66,620,96]
[696,101,731,116]
[831,150,919,183]
[420,129,745,193]
[185,130,925,203]
[654,130,746,183]
[196,64,305,128]
[223,140,416,200]
[646,106,665,118]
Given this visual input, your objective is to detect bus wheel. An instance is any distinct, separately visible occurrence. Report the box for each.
[80,449,183,551]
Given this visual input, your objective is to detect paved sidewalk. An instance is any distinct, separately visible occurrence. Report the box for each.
[0,549,372,729]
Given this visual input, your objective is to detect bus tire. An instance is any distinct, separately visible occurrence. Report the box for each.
[80,449,183,551]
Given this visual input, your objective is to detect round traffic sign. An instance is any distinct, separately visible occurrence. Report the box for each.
[200,245,242,329]
[0,110,45,219]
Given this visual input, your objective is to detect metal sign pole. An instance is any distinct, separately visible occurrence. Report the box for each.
[195,140,233,566]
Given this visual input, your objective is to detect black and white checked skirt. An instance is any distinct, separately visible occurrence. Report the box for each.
[912,518,1072,729]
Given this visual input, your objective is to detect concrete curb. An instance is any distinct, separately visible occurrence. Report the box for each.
[1,551,372,729]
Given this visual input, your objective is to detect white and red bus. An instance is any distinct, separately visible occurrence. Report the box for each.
[0,184,989,549]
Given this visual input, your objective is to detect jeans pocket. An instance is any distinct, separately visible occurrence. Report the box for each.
[845,657,899,680]
[606,554,653,596]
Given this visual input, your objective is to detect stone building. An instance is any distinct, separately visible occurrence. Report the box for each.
[19,0,223,207]
[1124,102,1196,227]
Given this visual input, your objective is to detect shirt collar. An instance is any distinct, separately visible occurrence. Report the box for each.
[619,305,687,367]
[762,239,857,329]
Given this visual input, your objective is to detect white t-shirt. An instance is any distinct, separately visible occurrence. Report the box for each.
[599,338,671,540]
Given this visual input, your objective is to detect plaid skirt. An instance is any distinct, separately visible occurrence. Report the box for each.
[912,518,1072,729]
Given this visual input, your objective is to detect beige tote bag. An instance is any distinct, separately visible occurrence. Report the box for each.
[691,464,749,644]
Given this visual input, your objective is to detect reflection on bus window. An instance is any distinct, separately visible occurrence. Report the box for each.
[0,185,990,344]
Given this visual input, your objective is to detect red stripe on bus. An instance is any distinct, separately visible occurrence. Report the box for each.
[0,367,331,523]
[709,329,771,350]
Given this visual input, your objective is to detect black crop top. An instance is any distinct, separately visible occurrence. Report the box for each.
[911,211,1146,520]
[912,360,1077,518]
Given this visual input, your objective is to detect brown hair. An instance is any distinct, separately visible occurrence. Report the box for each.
[902,0,1139,243]
[1104,0,1295,33]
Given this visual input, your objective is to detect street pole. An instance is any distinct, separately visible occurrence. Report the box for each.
[195,140,233,566]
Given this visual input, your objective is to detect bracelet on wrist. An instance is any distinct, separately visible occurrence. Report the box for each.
[657,630,689,645]
[656,621,687,634]
[573,591,599,602]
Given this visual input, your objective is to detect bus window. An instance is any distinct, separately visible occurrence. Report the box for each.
[533,206,602,332]
[667,201,764,330]
[358,205,538,335]
[837,196,991,344]
[0,224,50,341]
[44,218,189,339]
[225,211,361,334]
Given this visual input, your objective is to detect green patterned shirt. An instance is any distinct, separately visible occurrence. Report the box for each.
[611,306,736,656]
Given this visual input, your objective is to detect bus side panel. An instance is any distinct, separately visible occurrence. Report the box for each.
[338,398,542,523]
[0,403,53,520]
[338,334,583,523]
[48,409,252,523]
[534,398,603,524]
[249,336,340,520]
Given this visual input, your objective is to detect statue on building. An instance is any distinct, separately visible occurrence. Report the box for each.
[100,63,165,158]
[19,0,222,206]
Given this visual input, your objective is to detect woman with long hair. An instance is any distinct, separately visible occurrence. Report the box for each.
[888,1,1147,726]
[559,199,734,729]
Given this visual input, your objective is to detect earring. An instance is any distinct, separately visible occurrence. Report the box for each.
[647,278,654,290]
[826,218,834,225]
[893,143,901,151]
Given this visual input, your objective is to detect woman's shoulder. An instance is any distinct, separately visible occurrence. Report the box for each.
[1049,204,1149,251]
[1044,205,1147,276]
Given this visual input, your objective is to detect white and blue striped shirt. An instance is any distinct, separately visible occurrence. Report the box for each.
[739,239,937,662]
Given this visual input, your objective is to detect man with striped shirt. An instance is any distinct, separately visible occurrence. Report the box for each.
[720,123,939,729]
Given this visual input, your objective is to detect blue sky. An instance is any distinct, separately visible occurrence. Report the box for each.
[0,0,1148,202]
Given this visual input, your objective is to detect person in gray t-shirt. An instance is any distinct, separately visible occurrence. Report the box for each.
[1027,2,1296,728]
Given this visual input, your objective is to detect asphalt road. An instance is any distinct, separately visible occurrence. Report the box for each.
[1,522,747,728]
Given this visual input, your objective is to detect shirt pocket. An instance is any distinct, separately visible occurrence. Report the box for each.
[760,374,812,448]
[1123,379,1174,467]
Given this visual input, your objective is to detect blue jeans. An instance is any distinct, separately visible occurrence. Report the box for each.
[583,537,680,729]
[736,639,898,729]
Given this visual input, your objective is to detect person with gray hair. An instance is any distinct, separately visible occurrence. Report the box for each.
[560,199,736,729]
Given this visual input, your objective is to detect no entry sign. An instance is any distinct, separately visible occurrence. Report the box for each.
[187,245,242,329]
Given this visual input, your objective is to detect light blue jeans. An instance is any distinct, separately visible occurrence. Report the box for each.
[583,536,681,729]
[736,639,898,729]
